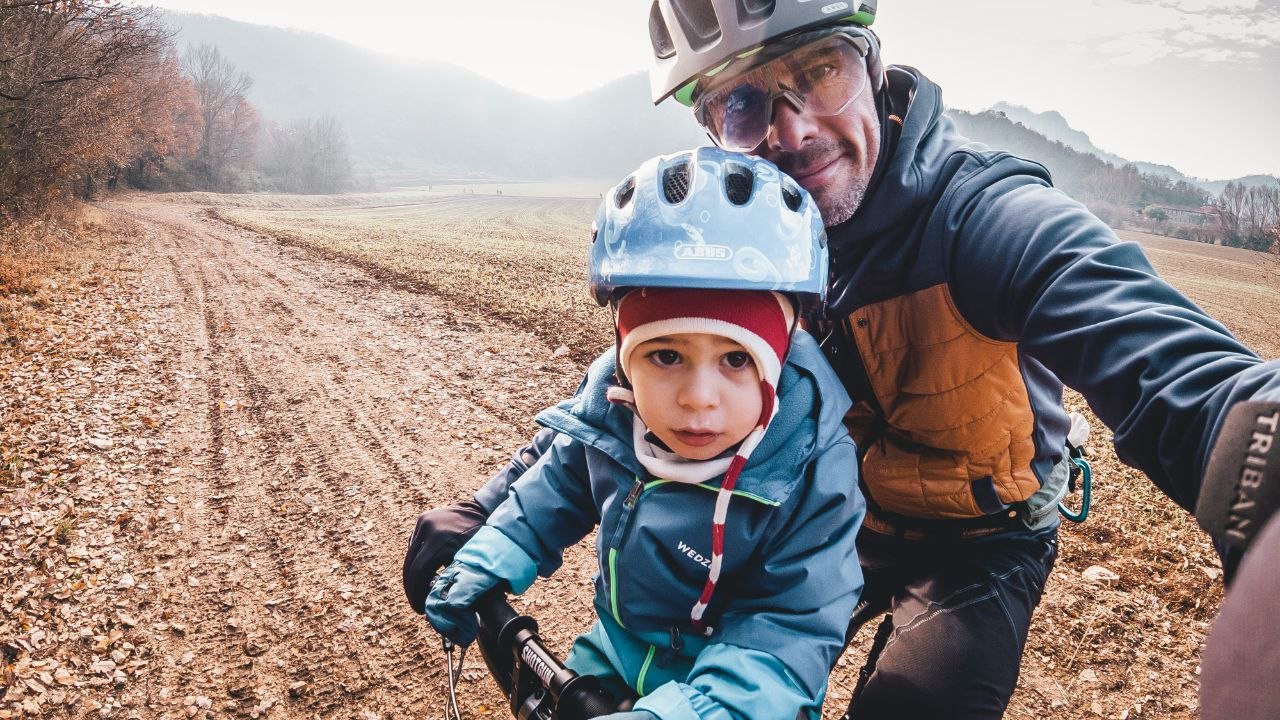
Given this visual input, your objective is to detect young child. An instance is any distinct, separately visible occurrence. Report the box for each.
[425,148,865,720]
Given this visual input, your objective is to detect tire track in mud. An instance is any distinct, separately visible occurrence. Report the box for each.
[168,214,418,714]
[106,200,592,719]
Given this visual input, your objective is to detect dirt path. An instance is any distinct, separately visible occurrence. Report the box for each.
[26,199,594,718]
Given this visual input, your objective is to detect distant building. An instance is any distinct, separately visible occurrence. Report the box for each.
[1146,203,1221,226]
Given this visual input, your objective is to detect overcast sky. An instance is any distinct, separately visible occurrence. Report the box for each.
[139,0,1279,180]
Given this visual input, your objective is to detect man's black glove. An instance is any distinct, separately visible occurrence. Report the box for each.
[1196,400,1280,583]
[402,498,490,613]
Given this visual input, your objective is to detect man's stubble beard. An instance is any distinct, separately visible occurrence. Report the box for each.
[815,161,870,226]
[770,135,876,227]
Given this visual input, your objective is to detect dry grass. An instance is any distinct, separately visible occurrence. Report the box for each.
[213,194,611,363]
[142,178,612,211]
[1,206,142,350]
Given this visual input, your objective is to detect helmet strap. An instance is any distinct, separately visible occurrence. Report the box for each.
[609,298,632,390]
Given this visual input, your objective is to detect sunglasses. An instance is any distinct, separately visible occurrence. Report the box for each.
[693,34,871,153]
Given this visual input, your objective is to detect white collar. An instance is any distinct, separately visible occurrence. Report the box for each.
[630,415,733,484]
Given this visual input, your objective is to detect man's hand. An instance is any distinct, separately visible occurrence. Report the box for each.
[402,499,490,613]
[404,431,556,612]
[1196,400,1280,582]
[423,560,506,646]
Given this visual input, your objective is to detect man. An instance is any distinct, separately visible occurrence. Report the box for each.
[405,2,1280,717]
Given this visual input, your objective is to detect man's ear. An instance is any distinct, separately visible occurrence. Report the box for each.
[861,26,885,93]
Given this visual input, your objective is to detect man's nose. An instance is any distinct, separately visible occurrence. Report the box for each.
[765,94,818,153]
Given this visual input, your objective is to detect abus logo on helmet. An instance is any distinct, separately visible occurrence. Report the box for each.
[821,2,850,13]
[674,243,732,261]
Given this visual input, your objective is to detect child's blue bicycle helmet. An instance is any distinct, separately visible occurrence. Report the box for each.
[588,146,828,312]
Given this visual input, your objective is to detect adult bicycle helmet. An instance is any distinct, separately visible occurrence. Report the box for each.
[648,0,882,105]
[589,146,827,311]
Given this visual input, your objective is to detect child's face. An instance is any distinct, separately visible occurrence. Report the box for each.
[629,333,763,461]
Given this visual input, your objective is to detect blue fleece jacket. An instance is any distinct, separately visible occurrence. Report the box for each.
[458,331,864,720]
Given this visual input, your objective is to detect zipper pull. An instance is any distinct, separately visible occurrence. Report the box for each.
[623,477,644,509]
[656,626,684,668]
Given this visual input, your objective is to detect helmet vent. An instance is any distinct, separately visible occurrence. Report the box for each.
[615,176,636,209]
[662,161,692,204]
[735,0,775,26]
[781,181,803,212]
[724,164,753,205]
[649,3,676,59]
[671,0,722,52]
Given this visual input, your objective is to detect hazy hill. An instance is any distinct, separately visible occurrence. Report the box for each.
[162,12,1273,199]
[988,102,1278,192]
[1196,174,1280,196]
[162,12,705,182]
[949,109,1118,200]
[990,102,1127,167]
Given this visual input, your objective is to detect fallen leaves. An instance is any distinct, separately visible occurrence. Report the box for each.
[92,629,123,653]
[1082,565,1122,583]
[86,436,114,450]
[1,215,180,718]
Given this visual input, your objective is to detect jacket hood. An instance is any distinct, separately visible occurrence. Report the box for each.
[535,331,851,505]
[825,66,971,312]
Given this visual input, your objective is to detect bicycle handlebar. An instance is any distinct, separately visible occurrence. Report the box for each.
[473,590,635,720]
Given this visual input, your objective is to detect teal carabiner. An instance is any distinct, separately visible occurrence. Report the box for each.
[1058,456,1092,523]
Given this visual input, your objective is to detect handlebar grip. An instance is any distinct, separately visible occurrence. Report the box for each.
[557,675,635,720]
[470,589,636,719]
[569,690,627,719]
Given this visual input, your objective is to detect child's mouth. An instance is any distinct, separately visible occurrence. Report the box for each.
[674,430,720,447]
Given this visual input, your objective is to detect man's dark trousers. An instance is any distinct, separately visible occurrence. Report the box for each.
[849,524,1059,719]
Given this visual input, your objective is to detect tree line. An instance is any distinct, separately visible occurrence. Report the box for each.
[949,109,1210,211]
[1,1,353,226]
[951,109,1277,253]
[1215,181,1280,252]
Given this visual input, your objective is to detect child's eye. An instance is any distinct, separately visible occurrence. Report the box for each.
[648,349,681,366]
[724,351,753,369]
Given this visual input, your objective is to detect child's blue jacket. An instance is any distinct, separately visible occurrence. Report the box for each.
[460,331,865,720]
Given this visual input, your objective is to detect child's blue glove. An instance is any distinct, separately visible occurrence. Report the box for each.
[423,560,504,645]
[421,525,539,645]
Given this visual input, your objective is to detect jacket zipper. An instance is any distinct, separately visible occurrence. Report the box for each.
[607,476,646,628]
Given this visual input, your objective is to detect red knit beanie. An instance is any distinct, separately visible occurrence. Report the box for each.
[616,287,794,410]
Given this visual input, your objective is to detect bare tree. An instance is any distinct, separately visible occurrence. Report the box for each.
[182,43,256,190]
[1216,181,1246,241]
[259,115,353,193]
[1085,163,1144,206]
[1,1,190,219]
[1215,181,1280,252]
[1252,186,1280,253]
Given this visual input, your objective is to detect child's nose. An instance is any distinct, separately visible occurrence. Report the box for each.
[677,372,719,410]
